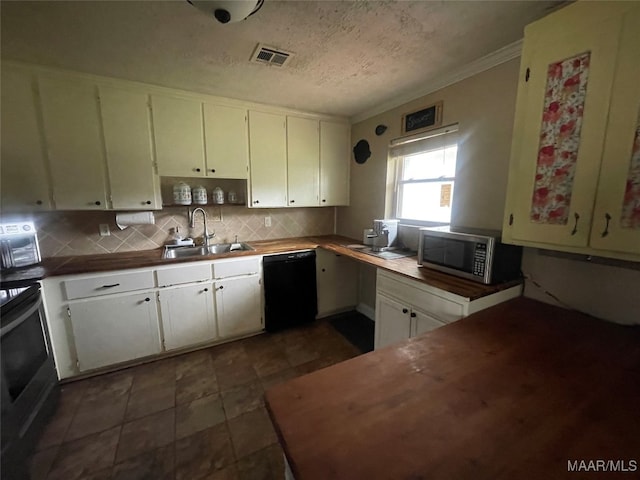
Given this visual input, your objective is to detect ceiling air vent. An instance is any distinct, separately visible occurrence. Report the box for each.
[251,44,294,67]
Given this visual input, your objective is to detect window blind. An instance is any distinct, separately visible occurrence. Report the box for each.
[389,123,459,158]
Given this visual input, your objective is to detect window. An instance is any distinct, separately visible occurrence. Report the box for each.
[390,125,458,224]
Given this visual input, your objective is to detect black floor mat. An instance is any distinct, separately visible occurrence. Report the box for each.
[326,310,375,353]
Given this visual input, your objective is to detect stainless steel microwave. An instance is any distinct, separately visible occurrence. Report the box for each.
[418,226,522,284]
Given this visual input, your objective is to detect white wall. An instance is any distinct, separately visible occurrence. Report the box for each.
[522,249,640,325]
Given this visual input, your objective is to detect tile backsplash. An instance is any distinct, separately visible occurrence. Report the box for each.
[34,206,335,258]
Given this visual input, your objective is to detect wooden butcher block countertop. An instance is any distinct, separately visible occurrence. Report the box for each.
[265,297,640,480]
[31,235,519,300]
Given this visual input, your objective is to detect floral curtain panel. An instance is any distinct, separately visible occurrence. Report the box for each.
[530,52,591,224]
[621,113,640,229]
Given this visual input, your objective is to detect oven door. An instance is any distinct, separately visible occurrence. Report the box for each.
[1,286,58,459]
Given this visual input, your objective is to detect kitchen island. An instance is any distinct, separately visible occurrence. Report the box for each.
[265,297,640,480]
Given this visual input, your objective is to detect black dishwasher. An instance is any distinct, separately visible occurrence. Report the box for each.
[263,250,317,332]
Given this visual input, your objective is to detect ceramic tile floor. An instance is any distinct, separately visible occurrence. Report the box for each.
[28,319,363,480]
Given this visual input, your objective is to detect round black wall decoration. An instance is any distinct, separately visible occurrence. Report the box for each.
[375,124,388,136]
[353,139,371,164]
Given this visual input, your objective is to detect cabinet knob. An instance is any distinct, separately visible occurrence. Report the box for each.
[253,200,259,204]
[218,285,224,290]
[203,288,209,292]
[410,312,416,318]
[144,297,150,302]
[195,168,201,172]
[36,200,43,205]
[210,169,216,173]
[321,268,326,272]
[322,199,326,203]
[95,201,101,206]
[290,200,295,204]
[145,200,151,205]
[402,308,408,314]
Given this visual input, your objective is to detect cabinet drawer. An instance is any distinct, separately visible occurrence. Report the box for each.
[377,272,463,324]
[64,271,155,300]
[212,257,260,279]
[156,263,212,287]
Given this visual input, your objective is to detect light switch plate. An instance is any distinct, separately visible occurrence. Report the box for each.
[99,224,110,236]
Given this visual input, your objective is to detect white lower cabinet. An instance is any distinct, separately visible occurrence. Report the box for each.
[43,256,264,380]
[68,292,161,372]
[374,269,521,350]
[215,275,262,338]
[158,283,216,351]
[316,249,358,318]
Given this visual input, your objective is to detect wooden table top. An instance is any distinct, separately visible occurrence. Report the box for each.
[265,297,640,480]
[25,235,518,300]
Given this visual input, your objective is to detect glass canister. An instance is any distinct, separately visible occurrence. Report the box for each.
[192,185,208,205]
[213,187,225,205]
[173,182,192,205]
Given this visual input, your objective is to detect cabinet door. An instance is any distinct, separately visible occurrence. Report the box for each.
[507,13,622,247]
[0,68,51,212]
[320,121,350,206]
[152,95,206,177]
[99,86,160,210]
[69,292,161,371]
[287,116,319,207]
[248,110,287,207]
[590,7,640,255]
[204,104,248,179]
[39,76,108,210]
[158,283,216,351]
[316,249,358,318]
[411,309,447,338]
[374,293,411,350]
[215,275,262,338]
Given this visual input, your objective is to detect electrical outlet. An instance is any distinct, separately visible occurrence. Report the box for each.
[99,224,110,237]
[264,216,272,227]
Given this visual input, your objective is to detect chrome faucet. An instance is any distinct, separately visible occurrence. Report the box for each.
[189,207,215,247]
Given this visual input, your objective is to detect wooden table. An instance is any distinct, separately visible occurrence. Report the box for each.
[265,297,640,479]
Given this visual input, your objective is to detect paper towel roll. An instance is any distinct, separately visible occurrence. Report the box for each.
[115,211,155,230]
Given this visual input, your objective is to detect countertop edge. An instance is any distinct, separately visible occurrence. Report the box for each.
[14,235,520,300]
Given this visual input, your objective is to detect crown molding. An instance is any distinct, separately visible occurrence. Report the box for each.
[350,38,523,124]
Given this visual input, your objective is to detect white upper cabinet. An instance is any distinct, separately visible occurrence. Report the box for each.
[39,75,108,210]
[0,67,52,212]
[503,2,640,260]
[248,110,288,207]
[320,120,350,206]
[589,8,640,255]
[151,95,206,177]
[287,116,319,207]
[99,86,161,210]
[203,104,249,179]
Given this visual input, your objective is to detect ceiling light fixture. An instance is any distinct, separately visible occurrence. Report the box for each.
[187,0,264,24]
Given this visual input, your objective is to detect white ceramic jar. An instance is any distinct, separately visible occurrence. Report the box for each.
[173,182,192,205]
[192,185,208,205]
[213,187,225,205]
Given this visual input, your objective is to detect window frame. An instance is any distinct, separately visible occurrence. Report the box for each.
[390,124,459,227]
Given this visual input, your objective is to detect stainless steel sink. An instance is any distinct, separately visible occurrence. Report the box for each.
[163,243,254,259]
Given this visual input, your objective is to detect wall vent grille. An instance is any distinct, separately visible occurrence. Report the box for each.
[251,44,293,67]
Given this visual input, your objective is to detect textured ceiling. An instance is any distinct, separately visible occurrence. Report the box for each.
[1,0,565,119]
